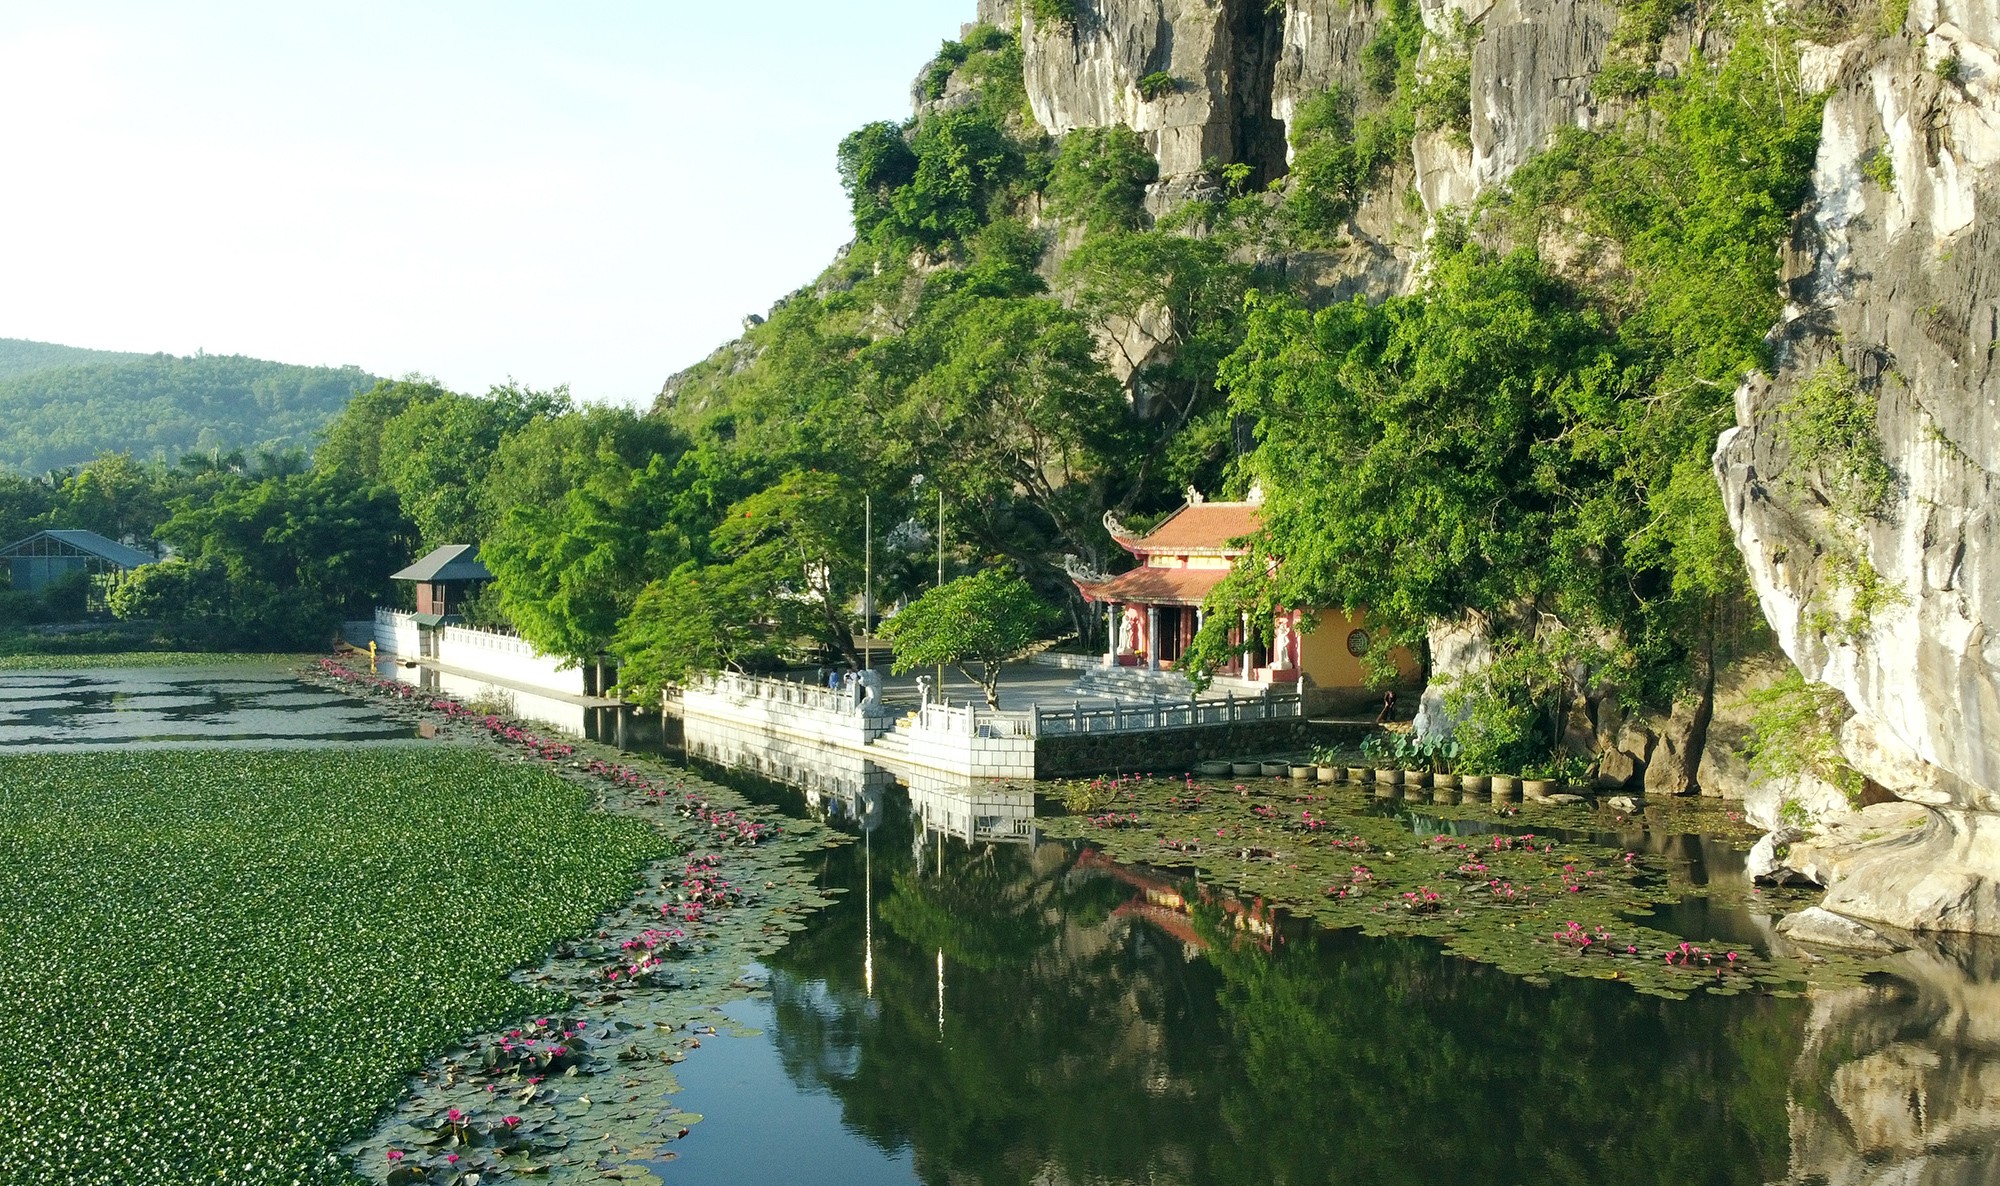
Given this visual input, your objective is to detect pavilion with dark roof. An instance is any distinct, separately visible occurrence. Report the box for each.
[1069,490,1417,706]
[389,544,492,622]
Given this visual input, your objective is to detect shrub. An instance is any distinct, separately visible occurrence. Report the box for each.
[1777,358,1894,521]
[1861,148,1895,192]
[1137,71,1178,100]
[1740,669,1864,807]
[1030,0,1079,29]
[1046,124,1159,234]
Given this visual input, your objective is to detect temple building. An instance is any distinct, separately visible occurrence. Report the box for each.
[1068,490,1418,712]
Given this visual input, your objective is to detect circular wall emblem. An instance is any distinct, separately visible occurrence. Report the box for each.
[1346,629,1371,657]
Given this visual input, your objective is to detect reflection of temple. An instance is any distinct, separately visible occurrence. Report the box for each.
[1076,848,1274,954]
[1068,489,1419,711]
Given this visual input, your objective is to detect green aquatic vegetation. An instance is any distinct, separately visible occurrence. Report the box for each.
[0,650,316,671]
[1037,775,1870,998]
[0,748,667,1186]
[351,761,844,1184]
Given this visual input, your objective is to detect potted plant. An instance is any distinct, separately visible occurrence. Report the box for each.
[1394,734,1428,788]
[1519,758,1557,800]
[1309,744,1342,783]
[1491,773,1519,796]
[1459,772,1491,794]
[1361,734,1400,787]
[1426,737,1463,790]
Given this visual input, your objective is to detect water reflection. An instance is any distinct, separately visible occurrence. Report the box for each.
[754,797,1805,1185]
[679,723,2000,1186]
[1780,937,2000,1186]
[0,665,417,749]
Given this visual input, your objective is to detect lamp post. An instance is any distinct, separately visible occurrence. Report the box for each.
[936,485,945,703]
[863,493,872,673]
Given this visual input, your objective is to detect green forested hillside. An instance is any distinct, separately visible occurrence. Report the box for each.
[0,338,143,382]
[0,351,380,474]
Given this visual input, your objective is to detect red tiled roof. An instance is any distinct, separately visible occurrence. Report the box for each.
[1114,502,1261,556]
[1074,565,1229,607]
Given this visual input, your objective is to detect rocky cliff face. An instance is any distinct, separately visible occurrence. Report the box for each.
[985,0,1618,197]
[1716,1,2000,935]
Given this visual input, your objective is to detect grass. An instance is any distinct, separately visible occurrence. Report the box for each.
[0,650,318,671]
[0,748,668,1186]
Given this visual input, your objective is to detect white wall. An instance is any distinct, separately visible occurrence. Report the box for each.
[680,673,890,749]
[361,609,586,698]
[436,624,586,695]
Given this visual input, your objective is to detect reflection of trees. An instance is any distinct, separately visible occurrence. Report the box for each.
[1201,911,1803,1184]
[762,816,1812,1186]
[877,849,1055,972]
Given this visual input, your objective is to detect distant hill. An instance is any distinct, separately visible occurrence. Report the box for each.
[0,344,381,474]
[0,337,145,382]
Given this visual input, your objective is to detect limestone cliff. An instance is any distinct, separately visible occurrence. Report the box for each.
[659,0,2000,935]
[1717,1,2000,934]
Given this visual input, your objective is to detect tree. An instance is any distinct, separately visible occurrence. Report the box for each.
[708,470,868,667]
[115,471,411,647]
[611,561,763,704]
[875,295,1135,569]
[1044,125,1158,235]
[375,383,567,547]
[313,377,452,481]
[883,569,1050,708]
[482,451,695,664]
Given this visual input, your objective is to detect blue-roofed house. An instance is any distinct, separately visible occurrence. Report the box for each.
[0,529,155,596]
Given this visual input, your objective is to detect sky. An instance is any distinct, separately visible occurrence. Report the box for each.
[0,1,974,405]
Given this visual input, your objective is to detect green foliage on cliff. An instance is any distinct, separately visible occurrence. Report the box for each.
[0,351,379,476]
[1740,669,1864,804]
[839,32,1040,259]
[1285,0,1470,233]
[1215,15,1825,706]
[1777,358,1894,521]
[1045,124,1158,234]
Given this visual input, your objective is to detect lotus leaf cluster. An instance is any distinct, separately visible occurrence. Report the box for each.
[1036,775,1877,999]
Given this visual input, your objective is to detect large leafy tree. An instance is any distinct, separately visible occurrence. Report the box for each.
[117,471,412,646]
[611,561,764,703]
[482,450,696,664]
[1222,244,1622,645]
[375,383,567,548]
[883,569,1050,708]
[707,469,868,667]
[874,294,1135,571]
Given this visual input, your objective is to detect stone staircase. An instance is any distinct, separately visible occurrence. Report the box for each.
[1065,665,1264,702]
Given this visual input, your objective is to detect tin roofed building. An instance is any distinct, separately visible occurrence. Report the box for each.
[388,544,492,621]
[0,529,155,597]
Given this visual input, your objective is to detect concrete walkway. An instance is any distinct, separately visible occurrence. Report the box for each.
[783,662,1129,713]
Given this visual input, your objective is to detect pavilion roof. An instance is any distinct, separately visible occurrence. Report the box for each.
[1073,565,1228,607]
[390,544,492,583]
[1111,502,1260,557]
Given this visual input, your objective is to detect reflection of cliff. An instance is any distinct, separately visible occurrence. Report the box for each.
[1777,937,2000,1186]
[756,798,1815,1185]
